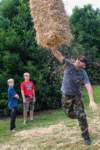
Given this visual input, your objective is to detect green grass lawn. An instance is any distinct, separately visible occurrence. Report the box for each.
[0,110,65,142]
[0,86,100,150]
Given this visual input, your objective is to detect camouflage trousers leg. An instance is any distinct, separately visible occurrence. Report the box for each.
[62,94,90,138]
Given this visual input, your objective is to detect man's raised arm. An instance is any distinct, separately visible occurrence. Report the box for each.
[51,47,65,63]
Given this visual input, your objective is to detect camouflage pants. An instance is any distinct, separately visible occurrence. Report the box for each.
[62,94,90,137]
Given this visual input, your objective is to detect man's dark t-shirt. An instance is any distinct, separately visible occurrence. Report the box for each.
[61,59,90,97]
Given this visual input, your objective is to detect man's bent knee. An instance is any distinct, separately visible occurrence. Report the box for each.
[68,112,76,119]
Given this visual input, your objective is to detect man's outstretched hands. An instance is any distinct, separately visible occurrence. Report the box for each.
[89,101,98,112]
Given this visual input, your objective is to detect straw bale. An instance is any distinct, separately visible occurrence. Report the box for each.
[29,0,73,48]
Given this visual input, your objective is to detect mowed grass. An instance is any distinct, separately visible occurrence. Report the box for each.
[0,86,100,150]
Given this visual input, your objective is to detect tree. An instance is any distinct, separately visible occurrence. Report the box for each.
[70,5,100,60]
[0,0,61,114]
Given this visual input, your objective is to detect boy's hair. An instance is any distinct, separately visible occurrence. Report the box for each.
[23,72,30,77]
[7,78,14,84]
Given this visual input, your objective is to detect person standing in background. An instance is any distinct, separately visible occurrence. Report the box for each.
[7,79,19,132]
[20,72,36,125]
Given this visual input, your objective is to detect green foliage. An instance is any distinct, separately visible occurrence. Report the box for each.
[70,5,100,58]
[0,0,19,19]
[0,0,61,114]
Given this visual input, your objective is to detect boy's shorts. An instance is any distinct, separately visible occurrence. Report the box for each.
[23,96,35,112]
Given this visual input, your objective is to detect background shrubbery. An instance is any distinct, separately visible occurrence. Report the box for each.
[0,0,100,115]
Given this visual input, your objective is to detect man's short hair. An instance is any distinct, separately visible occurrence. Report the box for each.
[7,78,14,84]
[23,72,30,77]
[77,55,88,65]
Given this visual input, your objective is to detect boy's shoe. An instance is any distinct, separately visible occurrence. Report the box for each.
[83,135,92,145]
[11,128,16,132]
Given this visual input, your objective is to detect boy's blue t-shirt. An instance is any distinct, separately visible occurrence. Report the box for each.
[8,87,18,109]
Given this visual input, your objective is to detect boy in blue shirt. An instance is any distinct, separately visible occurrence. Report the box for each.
[7,79,19,131]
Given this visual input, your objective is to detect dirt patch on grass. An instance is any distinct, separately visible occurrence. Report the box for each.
[14,123,63,140]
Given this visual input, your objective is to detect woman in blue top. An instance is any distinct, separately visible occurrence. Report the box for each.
[7,79,19,131]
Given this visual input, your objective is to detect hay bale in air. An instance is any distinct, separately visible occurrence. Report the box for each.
[29,0,73,48]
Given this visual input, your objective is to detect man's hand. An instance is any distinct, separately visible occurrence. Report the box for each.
[33,94,36,103]
[89,101,98,112]
[85,83,98,112]
[21,90,26,103]
[51,46,65,63]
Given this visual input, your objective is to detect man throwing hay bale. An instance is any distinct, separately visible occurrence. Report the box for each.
[29,0,97,146]
[51,47,98,145]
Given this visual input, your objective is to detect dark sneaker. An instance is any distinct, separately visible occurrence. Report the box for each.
[83,136,92,145]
